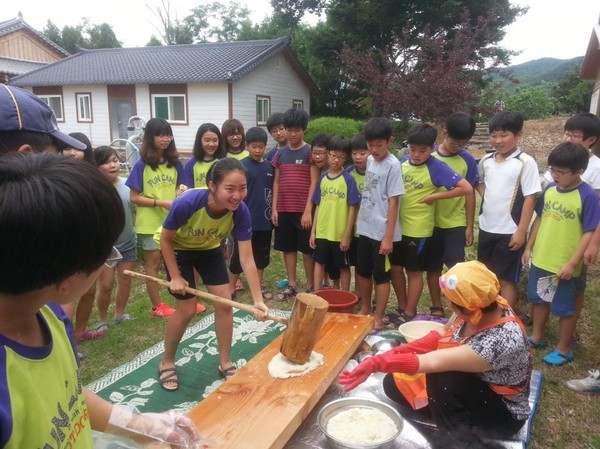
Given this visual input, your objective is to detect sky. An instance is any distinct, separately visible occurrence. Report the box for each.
[7,0,600,66]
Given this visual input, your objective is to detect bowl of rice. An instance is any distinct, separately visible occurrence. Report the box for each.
[398,320,445,343]
[317,398,403,449]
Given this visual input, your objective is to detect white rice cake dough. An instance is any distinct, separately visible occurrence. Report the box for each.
[268,351,324,378]
[326,407,398,445]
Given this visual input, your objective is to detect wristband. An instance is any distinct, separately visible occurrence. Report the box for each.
[153,199,157,207]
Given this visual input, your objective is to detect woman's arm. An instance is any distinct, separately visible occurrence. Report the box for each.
[237,239,268,318]
[160,229,187,295]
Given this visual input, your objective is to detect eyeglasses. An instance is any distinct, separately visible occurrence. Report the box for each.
[548,166,571,177]
[564,131,584,139]
[329,153,347,161]
[105,246,123,268]
[311,151,327,156]
[228,133,243,138]
[448,137,470,148]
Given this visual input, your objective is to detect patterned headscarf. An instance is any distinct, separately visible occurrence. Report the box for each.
[439,261,509,324]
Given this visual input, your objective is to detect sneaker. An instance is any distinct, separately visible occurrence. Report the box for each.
[151,302,175,318]
[566,370,600,394]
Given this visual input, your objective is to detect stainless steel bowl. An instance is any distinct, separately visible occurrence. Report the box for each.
[354,351,374,363]
[371,338,401,354]
[317,398,403,449]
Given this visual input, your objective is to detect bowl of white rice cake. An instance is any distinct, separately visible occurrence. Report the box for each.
[317,398,403,449]
[398,320,445,343]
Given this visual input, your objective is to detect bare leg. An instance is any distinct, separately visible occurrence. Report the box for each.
[144,249,163,308]
[73,282,98,340]
[283,251,297,288]
[390,265,407,311]
[96,265,115,323]
[228,272,240,297]
[302,253,315,290]
[404,271,424,317]
[358,275,372,315]
[209,284,235,370]
[556,315,577,355]
[427,270,443,309]
[373,281,391,329]
[531,302,550,343]
[314,262,325,293]
[499,280,517,308]
[340,268,351,291]
[114,261,135,317]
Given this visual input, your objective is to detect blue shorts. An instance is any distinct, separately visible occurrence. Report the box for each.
[116,245,138,263]
[138,234,159,251]
[166,248,229,300]
[527,264,576,317]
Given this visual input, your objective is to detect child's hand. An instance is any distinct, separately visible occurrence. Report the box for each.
[340,236,350,252]
[252,301,269,320]
[465,227,473,247]
[557,262,575,280]
[508,229,526,251]
[584,242,599,265]
[379,236,393,255]
[176,184,188,196]
[301,210,312,230]
[521,249,531,268]
[419,195,435,205]
[309,233,316,249]
[271,210,279,227]
[169,276,188,295]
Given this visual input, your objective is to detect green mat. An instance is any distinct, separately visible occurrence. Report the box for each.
[87,309,289,414]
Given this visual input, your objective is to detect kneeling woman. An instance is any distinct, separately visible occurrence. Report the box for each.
[158,158,269,390]
[339,261,531,439]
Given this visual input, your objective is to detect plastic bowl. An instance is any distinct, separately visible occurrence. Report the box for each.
[398,320,445,343]
[318,398,403,449]
[314,289,359,313]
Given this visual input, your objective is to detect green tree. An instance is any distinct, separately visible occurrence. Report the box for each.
[552,67,594,114]
[505,84,556,120]
[42,20,121,53]
[183,1,253,42]
[86,23,121,49]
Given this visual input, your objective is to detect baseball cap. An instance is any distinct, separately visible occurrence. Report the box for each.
[0,85,86,150]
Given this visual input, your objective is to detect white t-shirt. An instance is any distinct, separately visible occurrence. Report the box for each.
[477,149,541,234]
[357,153,404,241]
[543,154,600,191]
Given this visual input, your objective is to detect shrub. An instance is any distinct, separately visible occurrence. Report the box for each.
[305,117,365,143]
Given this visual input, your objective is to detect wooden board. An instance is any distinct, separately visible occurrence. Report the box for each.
[188,312,373,449]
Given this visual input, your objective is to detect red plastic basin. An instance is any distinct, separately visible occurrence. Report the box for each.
[314,288,358,313]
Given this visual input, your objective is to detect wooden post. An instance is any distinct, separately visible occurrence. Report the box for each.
[280,293,329,364]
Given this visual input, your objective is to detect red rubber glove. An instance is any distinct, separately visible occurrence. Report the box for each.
[390,330,443,355]
[338,353,420,392]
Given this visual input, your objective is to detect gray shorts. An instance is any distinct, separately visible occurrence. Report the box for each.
[138,234,159,251]
[117,246,138,262]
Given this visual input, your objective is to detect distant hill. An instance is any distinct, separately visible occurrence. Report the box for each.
[494,56,584,89]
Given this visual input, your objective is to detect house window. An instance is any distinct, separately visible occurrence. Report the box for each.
[76,93,93,122]
[292,99,304,110]
[257,96,270,126]
[151,94,186,123]
[39,95,64,121]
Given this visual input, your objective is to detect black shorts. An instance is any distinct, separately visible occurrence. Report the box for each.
[356,235,390,284]
[424,227,466,272]
[348,235,359,267]
[166,248,229,299]
[313,239,350,270]
[477,229,522,283]
[273,212,312,254]
[229,230,273,274]
[389,236,429,272]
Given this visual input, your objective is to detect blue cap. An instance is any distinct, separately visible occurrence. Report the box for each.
[0,85,86,150]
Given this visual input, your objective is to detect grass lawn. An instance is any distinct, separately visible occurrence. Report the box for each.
[80,243,600,449]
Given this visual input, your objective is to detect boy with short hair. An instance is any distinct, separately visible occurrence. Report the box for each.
[356,118,404,332]
[522,142,600,366]
[346,133,369,291]
[229,127,275,300]
[476,111,542,307]
[311,133,332,172]
[310,136,361,291]
[424,113,478,317]
[387,123,471,325]
[272,109,320,299]
[266,112,288,162]
[0,153,202,447]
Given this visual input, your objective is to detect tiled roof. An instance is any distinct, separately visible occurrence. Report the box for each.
[9,36,307,87]
[0,16,70,58]
[0,56,47,76]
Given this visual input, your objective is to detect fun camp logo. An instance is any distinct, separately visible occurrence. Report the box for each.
[147,173,177,188]
[543,200,576,221]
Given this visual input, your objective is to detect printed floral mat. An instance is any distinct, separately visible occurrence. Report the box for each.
[88,309,289,414]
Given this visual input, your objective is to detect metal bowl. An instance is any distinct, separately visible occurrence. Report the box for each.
[317,398,403,449]
[371,338,401,354]
[354,351,374,363]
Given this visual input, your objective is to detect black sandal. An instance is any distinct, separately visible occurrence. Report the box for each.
[219,365,238,380]
[158,366,179,391]
[429,307,445,317]
[383,307,404,326]
[276,285,296,301]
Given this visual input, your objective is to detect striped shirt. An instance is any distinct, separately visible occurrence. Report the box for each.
[272,143,313,212]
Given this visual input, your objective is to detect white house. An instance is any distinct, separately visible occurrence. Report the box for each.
[9,36,319,153]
